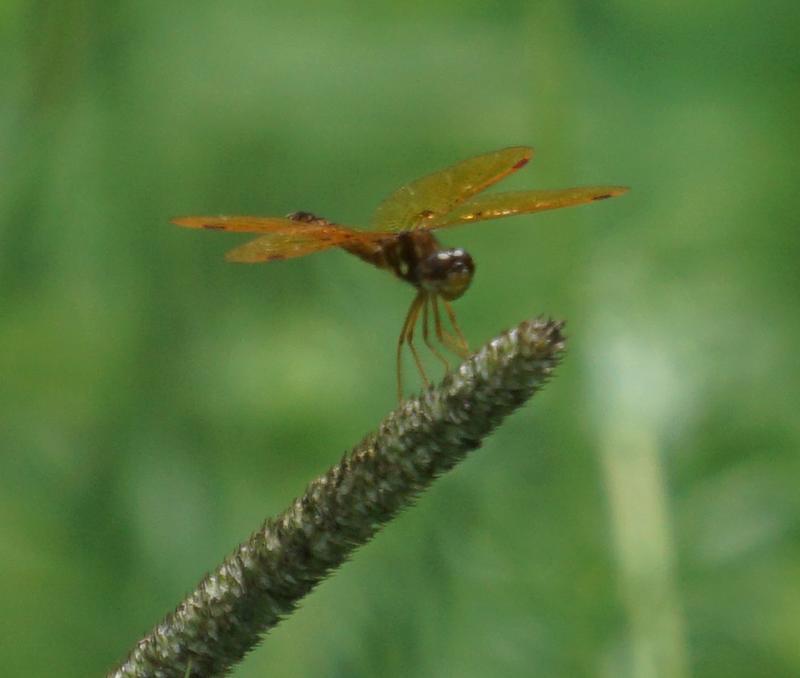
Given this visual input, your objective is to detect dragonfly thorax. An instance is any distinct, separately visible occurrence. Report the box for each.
[417,248,475,300]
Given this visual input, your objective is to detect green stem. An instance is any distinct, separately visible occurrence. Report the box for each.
[108,317,566,677]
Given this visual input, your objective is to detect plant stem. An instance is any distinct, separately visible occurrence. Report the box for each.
[108,316,566,677]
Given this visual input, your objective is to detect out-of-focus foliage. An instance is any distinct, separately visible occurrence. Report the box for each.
[1,2,797,676]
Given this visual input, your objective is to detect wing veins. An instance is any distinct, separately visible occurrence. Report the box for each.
[425,186,629,230]
[370,146,533,231]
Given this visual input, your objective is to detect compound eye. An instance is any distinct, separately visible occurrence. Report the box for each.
[418,248,475,300]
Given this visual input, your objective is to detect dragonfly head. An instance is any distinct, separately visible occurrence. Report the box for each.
[418,248,475,300]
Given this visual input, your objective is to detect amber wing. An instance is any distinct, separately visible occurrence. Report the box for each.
[370,146,533,232]
[171,215,374,263]
[424,186,629,230]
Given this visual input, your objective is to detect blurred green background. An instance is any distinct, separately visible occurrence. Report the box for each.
[2,1,798,676]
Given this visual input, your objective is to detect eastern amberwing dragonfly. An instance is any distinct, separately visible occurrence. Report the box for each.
[173,146,627,400]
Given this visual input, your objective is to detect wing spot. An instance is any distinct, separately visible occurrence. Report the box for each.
[204,224,226,230]
[592,194,612,201]
[512,158,529,170]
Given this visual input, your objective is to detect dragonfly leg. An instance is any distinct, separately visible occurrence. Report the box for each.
[421,293,451,374]
[405,292,429,389]
[442,299,470,358]
[396,291,428,401]
[432,296,470,359]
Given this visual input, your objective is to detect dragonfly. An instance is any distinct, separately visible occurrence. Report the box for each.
[173,146,627,401]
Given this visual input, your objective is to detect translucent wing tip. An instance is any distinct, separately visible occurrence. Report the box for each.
[224,248,263,263]
[508,146,534,170]
[171,216,225,230]
[589,186,630,200]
